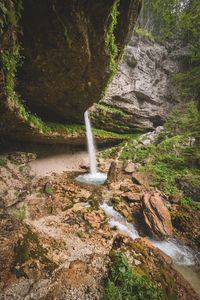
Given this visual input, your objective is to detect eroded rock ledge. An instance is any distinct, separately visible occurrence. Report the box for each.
[0,0,141,144]
[16,0,142,123]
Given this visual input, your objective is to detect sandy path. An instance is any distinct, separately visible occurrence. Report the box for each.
[29,150,89,177]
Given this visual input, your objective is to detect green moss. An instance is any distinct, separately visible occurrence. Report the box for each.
[0,2,8,35]
[102,0,120,97]
[13,205,26,221]
[63,26,72,48]
[105,0,119,72]
[11,226,58,278]
[92,128,131,139]
[153,267,177,300]
[94,104,129,117]
[0,158,7,167]
[170,210,191,232]
[1,47,21,99]
[180,195,200,210]
[134,27,155,41]
[76,232,84,238]
[100,146,120,159]
[61,203,74,211]
[119,136,151,161]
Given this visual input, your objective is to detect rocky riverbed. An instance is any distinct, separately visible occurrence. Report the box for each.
[0,150,200,299]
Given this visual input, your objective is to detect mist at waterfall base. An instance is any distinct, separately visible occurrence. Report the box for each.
[76,110,107,185]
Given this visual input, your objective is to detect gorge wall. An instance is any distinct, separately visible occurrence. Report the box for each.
[90,33,191,133]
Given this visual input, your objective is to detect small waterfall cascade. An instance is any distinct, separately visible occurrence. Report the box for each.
[100,203,198,267]
[84,110,97,174]
[76,110,107,185]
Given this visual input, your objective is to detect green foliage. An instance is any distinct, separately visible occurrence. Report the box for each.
[103,250,162,300]
[13,205,26,221]
[119,135,151,161]
[134,27,155,41]
[48,123,85,135]
[105,0,120,76]
[174,43,200,97]
[45,186,53,193]
[19,166,24,172]
[16,0,24,20]
[139,102,200,203]
[100,146,120,159]
[111,101,200,207]
[63,26,72,48]
[0,158,7,167]
[11,226,58,278]
[92,128,131,139]
[95,104,129,117]
[163,101,200,138]
[76,232,84,238]
[1,48,21,99]
[0,2,8,34]
[180,196,200,210]
[51,1,71,48]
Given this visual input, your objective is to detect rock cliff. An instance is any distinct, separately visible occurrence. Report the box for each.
[90,34,191,132]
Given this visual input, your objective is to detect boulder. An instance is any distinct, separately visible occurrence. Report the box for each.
[122,192,142,202]
[124,161,136,173]
[107,161,123,183]
[132,171,151,187]
[169,191,183,204]
[142,192,172,240]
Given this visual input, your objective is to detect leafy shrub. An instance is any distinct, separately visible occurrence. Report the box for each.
[103,251,162,300]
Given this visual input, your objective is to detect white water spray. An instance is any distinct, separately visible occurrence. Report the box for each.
[84,110,97,174]
[76,110,107,185]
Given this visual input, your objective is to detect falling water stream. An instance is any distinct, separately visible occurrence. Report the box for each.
[76,110,107,184]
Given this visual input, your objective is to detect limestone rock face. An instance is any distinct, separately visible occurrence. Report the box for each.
[17,0,142,123]
[90,36,191,132]
[142,192,172,240]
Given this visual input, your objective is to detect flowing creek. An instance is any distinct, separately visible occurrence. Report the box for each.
[100,202,200,295]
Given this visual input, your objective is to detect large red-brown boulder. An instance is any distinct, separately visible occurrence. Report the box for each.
[142,192,172,240]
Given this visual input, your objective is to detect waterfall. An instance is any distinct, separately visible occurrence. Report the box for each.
[75,110,107,185]
[84,110,97,175]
